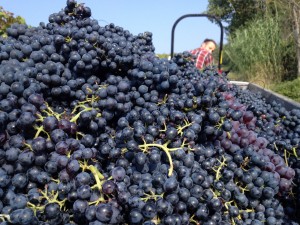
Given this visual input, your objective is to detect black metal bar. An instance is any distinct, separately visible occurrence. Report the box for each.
[170,13,224,70]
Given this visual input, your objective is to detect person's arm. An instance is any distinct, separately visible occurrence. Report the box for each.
[190,48,198,56]
[189,48,199,62]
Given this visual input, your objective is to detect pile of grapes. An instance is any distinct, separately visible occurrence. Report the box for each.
[0,1,300,224]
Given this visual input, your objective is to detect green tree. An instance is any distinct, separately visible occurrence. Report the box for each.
[206,0,266,33]
[0,6,26,36]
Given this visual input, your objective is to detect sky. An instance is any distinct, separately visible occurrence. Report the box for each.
[1,0,225,54]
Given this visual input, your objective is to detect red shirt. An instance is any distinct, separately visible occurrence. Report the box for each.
[190,47,214,69]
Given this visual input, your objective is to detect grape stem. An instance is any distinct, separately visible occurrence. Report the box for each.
[23,142,33,151]
[27,186,67,216]
[0,214,10,222]
[141,190,163,202]
[70,106,94,123]
[42,102,61,119]
[212,155,227,181]
[284,149,289,166]
[157,94,168,105]
[292,147,299,158]
[189,215,200,225]
[151,216,161,225]
[223,200,247,222]
[34,125,50,139]
[159,122,167,132]
[80,160,106,204]
[235,182,249,193]
[176,118,194,136]
[139,138,186,176]
[240,156,250,171]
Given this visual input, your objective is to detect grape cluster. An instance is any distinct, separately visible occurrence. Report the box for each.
[0,0,299,225]
[231,85,300,222]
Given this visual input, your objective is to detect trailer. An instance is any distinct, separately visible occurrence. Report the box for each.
[170,14,300,111]
[229,81,300,111]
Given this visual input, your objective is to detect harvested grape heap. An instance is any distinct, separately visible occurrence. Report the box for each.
[0,1,300,225]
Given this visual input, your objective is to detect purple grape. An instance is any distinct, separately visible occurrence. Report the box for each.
[283,167,295,180]
[96,203,113,223]
[73,199,88,214]
[243,110,254,123]
[279,178,292,192]
[111,166,126,181]
[101,180,117,195]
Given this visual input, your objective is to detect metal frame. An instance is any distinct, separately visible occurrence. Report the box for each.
[170,13,224,70]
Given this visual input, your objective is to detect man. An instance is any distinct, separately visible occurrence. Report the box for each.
[190,38,217,70]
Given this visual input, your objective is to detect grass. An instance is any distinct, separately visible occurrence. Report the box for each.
[224,15,285,85]
[270,78,300,103]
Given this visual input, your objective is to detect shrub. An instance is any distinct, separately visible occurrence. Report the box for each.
[225,15,286,85]
[0,6,26,37]
[271,78,300,102]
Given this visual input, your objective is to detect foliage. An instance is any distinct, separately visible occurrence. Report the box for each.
[206,0,266,33]
[281,37,298,80]
[0,6,26,36]
[224,14,286,85]
[212,45,220,64]
[271,78,300,102]
[207,0,300,80]
[156,53,170,59]
[266,0,300,78]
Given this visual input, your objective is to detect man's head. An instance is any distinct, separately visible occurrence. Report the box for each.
[200,38,217,53]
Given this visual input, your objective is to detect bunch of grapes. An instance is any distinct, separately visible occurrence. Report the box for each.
[0,0,299,225]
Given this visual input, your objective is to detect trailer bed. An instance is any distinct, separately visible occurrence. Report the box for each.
[229,81,300,111]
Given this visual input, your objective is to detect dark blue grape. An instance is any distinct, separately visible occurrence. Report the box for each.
[96,203,113,223]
